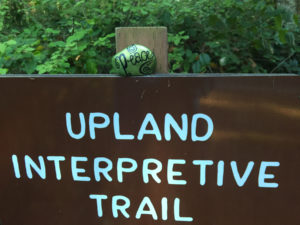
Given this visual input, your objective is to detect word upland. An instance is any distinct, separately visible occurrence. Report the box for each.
[66,112,214,141]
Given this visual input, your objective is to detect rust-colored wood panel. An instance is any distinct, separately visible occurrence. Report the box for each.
[0,75,299,225]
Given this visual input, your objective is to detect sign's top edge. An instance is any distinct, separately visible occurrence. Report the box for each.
[0,73,298,78]
[115,26,167,29]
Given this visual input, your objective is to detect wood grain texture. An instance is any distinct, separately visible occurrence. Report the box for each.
[116,27,168,73]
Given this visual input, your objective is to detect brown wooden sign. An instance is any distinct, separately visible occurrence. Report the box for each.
[0,75,299,225]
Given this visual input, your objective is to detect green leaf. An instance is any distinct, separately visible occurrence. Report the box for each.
[67,29,88,43]
[183,62,190,72]
[94,33,115,47]
[192,53,211,73]
[0,43,6,54]
[36,64,51,74]
[185,49,192,57]
[24,47,35,52]
[161,10,171,26]
[23,61,37,74]
[86,60,98,74]
[106,33,115,38]
[123,6,130,12]
[174,38,180,45]
[293,14,299,26]
[185,49,196,63]
[192,60,202,73]
[219,57,227,66]
[278,29,287,44]
[6,40,17,46]
[48,41,66,48]
[254,1,266,10]
[74,0,85,8]
[0,68,8,75]
[140,9,148,16]
[208,15,224,29]
[199,53,211,66]
[274,15,282,30]
[87,19,95,25]
[45,28,60,35]
[286,32,295,47]
[208,15,219,26]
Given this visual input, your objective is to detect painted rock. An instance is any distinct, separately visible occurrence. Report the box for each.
[112,44,156,76]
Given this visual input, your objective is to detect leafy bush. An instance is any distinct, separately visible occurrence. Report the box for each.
[0,0,299,74]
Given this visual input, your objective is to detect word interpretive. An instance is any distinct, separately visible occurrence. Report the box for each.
[11,156,280,189]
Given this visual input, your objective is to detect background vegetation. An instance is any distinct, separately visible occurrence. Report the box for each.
[0,0,299,74]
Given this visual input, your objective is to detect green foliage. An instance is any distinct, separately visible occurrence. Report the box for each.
[0,0,299,74]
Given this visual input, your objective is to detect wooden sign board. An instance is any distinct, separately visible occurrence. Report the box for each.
[0,75,299,225]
